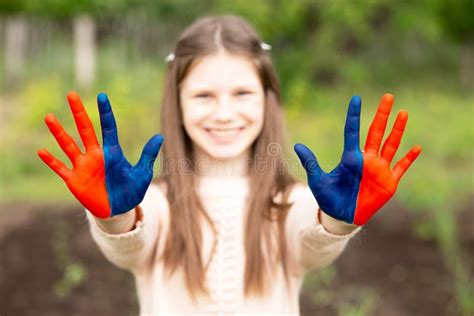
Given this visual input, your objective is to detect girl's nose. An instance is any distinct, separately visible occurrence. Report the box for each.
[214,97,235,122]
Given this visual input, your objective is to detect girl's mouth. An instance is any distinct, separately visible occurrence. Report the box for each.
[204,126,245,143]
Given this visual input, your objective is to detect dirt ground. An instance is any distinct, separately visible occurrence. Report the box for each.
[0,201,472,316]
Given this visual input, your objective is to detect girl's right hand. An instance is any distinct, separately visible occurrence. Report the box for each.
[38,91,164,218]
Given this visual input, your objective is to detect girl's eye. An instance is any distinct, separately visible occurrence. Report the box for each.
[236,90,251,97]
[195,93,211,99]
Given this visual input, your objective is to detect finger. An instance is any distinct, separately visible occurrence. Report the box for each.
[97,93,119,147]
[67,91,100,151]
[392,145,422,181]
[381,110,408,163]
[364,94,394,155]
[44,114,82,164]
[37,149,72,181]
[136,134,164,173]
[343,96,361,153]
[294,143,323,177]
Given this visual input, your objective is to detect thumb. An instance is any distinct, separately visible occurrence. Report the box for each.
[294,143,322,177]
[136,134,164,174]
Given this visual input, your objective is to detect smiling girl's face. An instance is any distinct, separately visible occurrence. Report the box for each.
[179,51,265,161]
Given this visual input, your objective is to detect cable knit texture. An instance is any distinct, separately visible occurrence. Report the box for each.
[86,176,361,315]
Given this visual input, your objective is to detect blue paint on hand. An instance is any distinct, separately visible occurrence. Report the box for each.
[98,93,164,216]
[294,96,363,223]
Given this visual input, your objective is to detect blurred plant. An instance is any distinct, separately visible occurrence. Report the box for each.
[51,220,88,298]
[54,263,88,298]
[303,267,378,315]
[337,288,377,316]
[302,266,337,307]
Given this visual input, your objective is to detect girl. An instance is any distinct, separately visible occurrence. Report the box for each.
[38,15,421,315]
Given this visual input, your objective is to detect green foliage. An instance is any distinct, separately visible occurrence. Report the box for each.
[437,0,474,42]
[1,0,131,18]
[0,0,211,19]
[0,0,25,14]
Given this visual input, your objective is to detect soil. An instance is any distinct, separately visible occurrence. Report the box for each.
[0,201,472,316]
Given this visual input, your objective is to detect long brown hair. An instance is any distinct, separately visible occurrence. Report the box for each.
[157,15,297,301]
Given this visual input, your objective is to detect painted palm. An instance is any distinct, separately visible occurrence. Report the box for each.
[295,94,421,225]
[38,92,164,218]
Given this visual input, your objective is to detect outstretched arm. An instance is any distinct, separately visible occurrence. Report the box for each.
[38,92,165,270]
[285,184,361,275]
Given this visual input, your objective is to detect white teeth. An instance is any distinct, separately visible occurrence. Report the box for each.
[208,128,240,137]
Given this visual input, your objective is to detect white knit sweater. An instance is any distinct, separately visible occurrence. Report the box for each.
[86,176,361,315]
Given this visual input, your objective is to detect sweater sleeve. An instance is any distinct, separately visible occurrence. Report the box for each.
[85,183,168,272]
[285,183,362,276]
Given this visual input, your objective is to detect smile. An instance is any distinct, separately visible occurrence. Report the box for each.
[204,126,245,143]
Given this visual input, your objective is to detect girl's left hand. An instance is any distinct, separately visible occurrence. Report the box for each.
[294,94,422,226]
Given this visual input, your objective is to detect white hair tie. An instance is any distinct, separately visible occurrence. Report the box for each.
[260,42,272,51]
[164,53,175,63]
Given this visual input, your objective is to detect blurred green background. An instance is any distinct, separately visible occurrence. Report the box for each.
[0,0,472,315]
